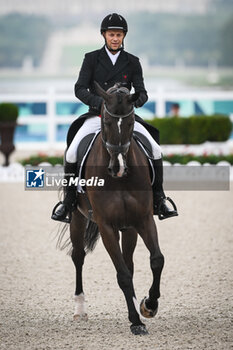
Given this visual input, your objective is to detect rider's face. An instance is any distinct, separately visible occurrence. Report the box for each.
[104,30,125,53]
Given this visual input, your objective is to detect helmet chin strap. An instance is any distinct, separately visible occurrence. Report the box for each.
[106,45,124,53]
[103,35,125,53]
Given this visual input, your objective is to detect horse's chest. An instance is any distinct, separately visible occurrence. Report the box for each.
[98,193,145,226]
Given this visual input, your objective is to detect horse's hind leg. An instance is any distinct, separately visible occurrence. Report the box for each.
[70,209,88,320]
[121,228,138,276]
[137,215,164,318]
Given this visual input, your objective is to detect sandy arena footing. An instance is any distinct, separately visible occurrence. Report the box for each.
[0,184,232,349]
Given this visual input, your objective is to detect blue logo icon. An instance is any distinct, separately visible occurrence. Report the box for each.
[26,169,45,188]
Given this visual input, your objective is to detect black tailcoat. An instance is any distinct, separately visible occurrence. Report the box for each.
[68,46,159,146]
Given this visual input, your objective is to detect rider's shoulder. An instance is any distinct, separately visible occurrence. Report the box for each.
[124,51,140,63]
[84,50,100,66]
[84,49,102,62]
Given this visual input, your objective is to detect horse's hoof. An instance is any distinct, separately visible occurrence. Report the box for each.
[130,324,148,335]
[73,313,88,321]
[140,297,158,318]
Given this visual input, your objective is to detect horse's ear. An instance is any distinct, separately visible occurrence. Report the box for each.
[128,92,140,103]
[94,81,109,102]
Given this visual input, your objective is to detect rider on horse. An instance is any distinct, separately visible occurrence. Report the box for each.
[51,13,178,223]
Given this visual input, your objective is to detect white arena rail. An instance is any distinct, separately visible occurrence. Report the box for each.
[0,88,233,150]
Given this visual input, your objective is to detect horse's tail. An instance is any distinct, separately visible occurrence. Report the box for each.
[55,223,72,255]
[55,219,100,255]
[53,186,72,255]
[84,220,100,253]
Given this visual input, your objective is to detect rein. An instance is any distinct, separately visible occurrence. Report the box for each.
[102,103,134,154]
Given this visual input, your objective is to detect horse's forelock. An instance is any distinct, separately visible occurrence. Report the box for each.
[107,87,118,94]
[107,85,130,96]
[118,87,130,95]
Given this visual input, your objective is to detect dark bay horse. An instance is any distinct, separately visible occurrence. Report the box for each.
[69,82,164,335]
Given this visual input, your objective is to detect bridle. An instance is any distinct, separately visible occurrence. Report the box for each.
[102,103,134,154]
[103,104,134,119]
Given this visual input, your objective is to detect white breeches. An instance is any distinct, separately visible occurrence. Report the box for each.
[66,116,162,163]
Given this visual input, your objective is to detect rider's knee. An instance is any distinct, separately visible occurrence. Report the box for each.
[152,144,162,159]
[66,147,77,163]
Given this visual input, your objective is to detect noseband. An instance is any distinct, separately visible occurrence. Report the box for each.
[102,103,134,154]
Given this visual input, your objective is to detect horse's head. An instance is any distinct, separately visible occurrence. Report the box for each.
[95,82,139,178]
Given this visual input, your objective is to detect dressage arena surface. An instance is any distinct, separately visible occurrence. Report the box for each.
[0,183,233,350]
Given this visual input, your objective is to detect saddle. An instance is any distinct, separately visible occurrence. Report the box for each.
[76,132,99,193]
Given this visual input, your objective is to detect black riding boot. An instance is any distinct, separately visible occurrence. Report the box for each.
[51,162,78,223]
[152,158,178,220]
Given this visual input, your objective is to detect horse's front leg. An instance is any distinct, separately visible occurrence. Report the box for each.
[137,215,164,318]
[121,228,138,276]
[98,222,148,335]
[70,210,88,321]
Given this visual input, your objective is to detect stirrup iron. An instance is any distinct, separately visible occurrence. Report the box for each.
[158,196,177,221]
[51,201,72,224]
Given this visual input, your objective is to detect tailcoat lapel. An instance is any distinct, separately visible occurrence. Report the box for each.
[97,47,113,73]
[97,47,129,82]
[105,50,129,81]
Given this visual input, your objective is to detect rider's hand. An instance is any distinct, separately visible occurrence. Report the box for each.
[134,92,148,108]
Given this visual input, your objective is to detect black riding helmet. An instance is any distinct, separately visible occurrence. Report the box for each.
[101,13,128,52]
[101,13,128,34]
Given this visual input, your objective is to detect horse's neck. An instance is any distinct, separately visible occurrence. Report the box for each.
[92,134,109,165]
[128,139,147,166]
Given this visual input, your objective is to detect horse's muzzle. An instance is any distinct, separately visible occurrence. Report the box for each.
[108,166,128,178]
[108,155,128,178]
